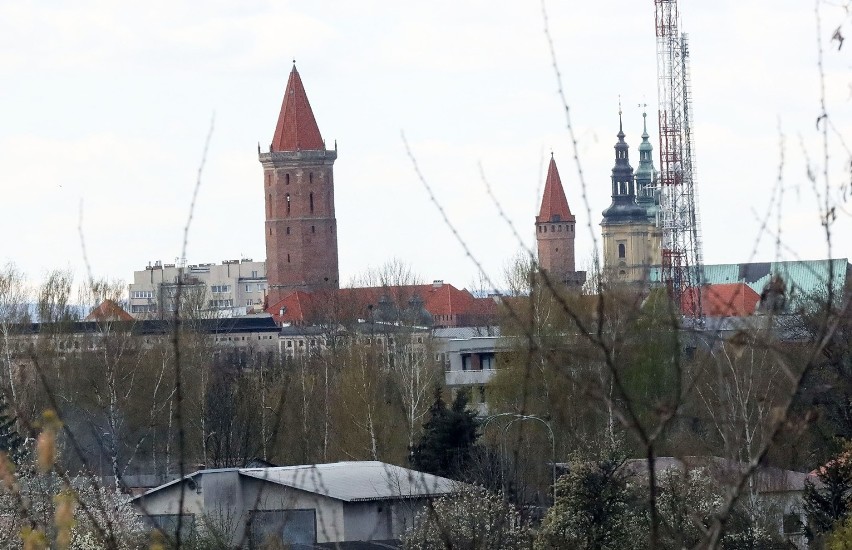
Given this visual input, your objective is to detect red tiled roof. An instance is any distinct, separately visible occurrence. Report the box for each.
[85,299,134,322]
[682,283,761,317]
[265,283,496,326]
[537,156,575,223]
[271,66,325,152]
[267,290,314,325]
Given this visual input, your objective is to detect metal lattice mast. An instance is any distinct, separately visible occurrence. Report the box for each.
[655,0,704,319]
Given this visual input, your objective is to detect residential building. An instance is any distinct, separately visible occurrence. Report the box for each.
[128,259,267,317]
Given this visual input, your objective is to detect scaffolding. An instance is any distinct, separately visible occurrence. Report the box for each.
[655,0,704,320]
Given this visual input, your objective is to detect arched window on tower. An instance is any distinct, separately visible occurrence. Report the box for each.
[286,194,291,215]
[618,243,626,259]
[309,192,314,213]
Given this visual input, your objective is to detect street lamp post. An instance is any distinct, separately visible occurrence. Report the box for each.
[482,413,557,501]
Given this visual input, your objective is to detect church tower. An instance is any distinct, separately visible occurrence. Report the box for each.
[536,155,583,286]
[260,65,339,305]
[600,109,659,283]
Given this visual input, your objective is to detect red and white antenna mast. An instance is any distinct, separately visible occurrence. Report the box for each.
[655,0,704,320]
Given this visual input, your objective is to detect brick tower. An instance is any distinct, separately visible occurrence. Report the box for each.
[536,155,582,285]
[260,65,339,305]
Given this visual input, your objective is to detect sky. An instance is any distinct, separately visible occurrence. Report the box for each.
[1,1,850,292]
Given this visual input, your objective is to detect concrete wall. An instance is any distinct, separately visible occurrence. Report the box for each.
[240,476,344,544]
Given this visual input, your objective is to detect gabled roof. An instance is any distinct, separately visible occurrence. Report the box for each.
[239,461,459,502]
[85,299,134,322]
[135,461,460,503]
[271,65,325,152]
[537,156,575,223]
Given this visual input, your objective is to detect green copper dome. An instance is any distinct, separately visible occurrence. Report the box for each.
[634,110,659,222]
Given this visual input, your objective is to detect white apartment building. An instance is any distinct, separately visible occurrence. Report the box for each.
[128,259,267,318]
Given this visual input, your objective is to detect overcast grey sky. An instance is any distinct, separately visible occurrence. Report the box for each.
[1,1,850,290]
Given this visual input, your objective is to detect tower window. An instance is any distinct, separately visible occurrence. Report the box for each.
[286,193,291,215]
[618,243,626,259]
[311,225,315,233]
[309,192,314,213]
[543,226,547,233]
[269,227,272,235]
[287,254,291,263]
[267,194,271,217]
[285,173,290,185]
[309,172,313,184]
[286,226,290,235]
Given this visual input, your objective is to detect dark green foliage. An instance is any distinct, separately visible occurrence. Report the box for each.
[410,387,480,480]
[804,448,852,543]
[0,393,25,465]
[535,456,645,550]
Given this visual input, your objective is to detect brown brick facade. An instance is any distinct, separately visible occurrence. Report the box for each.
[261,66,340,305]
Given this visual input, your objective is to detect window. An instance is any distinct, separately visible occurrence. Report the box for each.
[211,285,231,294]
[286,193,291,215]
[267,194,271,217]
[311,226,315,233]
[251,270,258,278]
[285,173,290,185]
[245,284,253,292]
[309,192,314,213]
[248,510,316,547]
[209,299,233,309]
[131,290,154,299]
[618,243,626,259]
[286,226,290,235]
[309,172,313,184]
[287,254,290,263]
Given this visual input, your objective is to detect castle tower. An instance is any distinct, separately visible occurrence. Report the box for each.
[601,109,659,283]
[260,65,339,305]
[536,155,581,285]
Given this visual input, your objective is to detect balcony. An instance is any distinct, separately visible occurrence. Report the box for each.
[444,369,497,387]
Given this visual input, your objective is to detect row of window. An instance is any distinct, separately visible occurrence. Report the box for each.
[131,290,154,299]
[537,224,574,234]
[267,171,319,186]
[214,334,276,342]
[209,299,233,308]
[210,285,231,294]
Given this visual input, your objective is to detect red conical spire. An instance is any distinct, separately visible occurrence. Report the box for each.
[537,155,575,223]
[271,65,325,152]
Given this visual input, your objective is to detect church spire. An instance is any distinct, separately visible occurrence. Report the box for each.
[270,64,325,152]
[602,105,646,224]
[635,107,658,218]
[537,155,575,223]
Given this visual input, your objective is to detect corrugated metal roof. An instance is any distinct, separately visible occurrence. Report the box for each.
[239,461,459,502]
